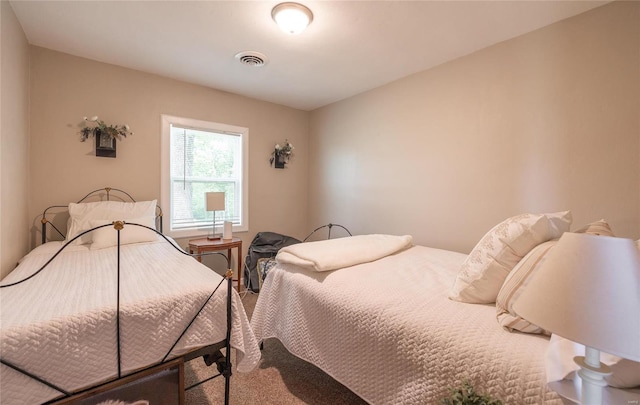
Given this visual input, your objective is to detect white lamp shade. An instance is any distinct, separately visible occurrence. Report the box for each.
[513,232,640,361]
[272,2,313,34]
[205,192,225,212]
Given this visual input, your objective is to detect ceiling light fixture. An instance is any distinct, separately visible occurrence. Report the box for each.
[271,2,313,35]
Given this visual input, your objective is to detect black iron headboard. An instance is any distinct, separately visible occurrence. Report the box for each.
[303,223,352,242]
[41,187,163,244]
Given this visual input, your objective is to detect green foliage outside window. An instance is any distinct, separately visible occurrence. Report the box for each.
[170,126,241,228]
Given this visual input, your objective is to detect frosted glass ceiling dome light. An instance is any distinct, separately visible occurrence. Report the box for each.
[272,2,313,35]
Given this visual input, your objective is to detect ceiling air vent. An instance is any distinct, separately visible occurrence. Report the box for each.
[235,51,268,67]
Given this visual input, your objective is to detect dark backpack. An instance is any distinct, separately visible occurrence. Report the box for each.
[244,231,301,292]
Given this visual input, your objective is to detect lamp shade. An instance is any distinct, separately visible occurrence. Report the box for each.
[513,232,640,361]
[205,192,225,212]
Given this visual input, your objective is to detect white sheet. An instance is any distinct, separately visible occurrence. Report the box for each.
[0,239,261,404]
[251,245,562,405]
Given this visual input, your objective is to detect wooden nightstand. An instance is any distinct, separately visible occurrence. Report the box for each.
[188,237,243,292]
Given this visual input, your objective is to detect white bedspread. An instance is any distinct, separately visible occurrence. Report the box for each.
[252,245,562,405]
[0,240,261,404]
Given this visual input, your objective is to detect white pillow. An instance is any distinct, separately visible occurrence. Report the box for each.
[66,200,157,245]
[574,219,614,236]
[89,217,158,250]
[449,211,572,304]
[496,240,557,334]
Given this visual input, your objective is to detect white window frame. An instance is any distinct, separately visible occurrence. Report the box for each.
[160,114,249,239]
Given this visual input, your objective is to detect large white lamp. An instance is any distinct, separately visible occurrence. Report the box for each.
[272,2,313,35]
[205,192,225,240]
[513,232,640,404]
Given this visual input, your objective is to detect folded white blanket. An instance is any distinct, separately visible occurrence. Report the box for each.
[276,234,413,272]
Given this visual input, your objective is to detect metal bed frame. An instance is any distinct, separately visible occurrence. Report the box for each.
[302,223,352,242]
[40,187,164,245]
[1,187,236,404]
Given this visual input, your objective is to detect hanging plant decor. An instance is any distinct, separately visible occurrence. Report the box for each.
[269,140,294,169]
[80,116,133,158]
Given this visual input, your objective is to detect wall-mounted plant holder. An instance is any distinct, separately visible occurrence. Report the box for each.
[80,116,132,158]
[96,131,117,158]
[270,139,294,169]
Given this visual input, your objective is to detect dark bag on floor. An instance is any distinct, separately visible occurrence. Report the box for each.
[244,231,301,292]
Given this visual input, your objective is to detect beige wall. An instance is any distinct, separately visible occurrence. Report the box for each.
[309,1,640,254]
[28,47,309,271]
[1,1,30,279]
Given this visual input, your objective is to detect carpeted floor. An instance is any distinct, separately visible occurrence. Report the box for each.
[184,292,368,404]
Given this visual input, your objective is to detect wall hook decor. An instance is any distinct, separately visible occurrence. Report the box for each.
[80,116,133,158]
[269,139,294,169]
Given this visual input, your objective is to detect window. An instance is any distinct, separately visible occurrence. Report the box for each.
[161,115,248,238]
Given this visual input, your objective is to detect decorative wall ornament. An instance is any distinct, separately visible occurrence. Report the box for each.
[270,139,294,169]
[80,116,133,158]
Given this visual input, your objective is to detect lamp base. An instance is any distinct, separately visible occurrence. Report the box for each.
[574,353,612,405]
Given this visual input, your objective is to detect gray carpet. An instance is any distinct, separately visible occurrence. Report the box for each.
[184,292,368,404]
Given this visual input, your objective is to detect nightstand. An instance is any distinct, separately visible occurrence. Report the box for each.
[188,237,243,292]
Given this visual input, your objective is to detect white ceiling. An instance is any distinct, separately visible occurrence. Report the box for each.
[10,0,608,111]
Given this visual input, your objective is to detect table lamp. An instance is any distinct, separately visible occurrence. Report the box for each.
[205,192,225,240]
[513,232,640,405]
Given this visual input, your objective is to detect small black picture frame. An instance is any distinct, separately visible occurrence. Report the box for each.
[96,132,117,158]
